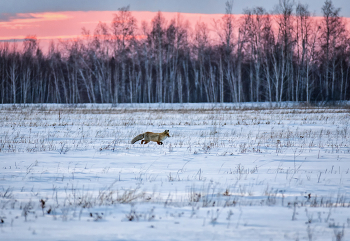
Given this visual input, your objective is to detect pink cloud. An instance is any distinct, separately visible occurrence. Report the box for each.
[0,12,71,29]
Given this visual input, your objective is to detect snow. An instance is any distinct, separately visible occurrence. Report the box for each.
[0,103,349,240]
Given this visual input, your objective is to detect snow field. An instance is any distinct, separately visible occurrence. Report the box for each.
[0,103,349,240]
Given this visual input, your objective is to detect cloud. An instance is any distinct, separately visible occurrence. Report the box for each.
[27,12,72,21]
[0,35,80,41]
[0,12,71,29]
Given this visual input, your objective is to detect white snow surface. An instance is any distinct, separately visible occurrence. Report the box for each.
[0,103,349,240]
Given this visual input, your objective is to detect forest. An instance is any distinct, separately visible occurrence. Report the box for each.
[0,0,349,104]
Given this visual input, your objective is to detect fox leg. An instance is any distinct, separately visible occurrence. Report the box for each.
[157,142,163,145]
[142,141,150,144]
[141,140,145,144]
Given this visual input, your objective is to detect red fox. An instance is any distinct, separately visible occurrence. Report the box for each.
[131,130,170,145]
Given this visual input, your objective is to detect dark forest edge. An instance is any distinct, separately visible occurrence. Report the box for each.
[0,0,349,104]
[1,102,349,114]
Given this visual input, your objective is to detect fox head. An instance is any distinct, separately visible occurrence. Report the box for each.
[164,130,170,137]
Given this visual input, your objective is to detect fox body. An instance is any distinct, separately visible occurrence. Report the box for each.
[131,130,170,145]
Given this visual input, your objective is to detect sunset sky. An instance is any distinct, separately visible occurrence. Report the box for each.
[2,0,349,17]
[0,0,349,51]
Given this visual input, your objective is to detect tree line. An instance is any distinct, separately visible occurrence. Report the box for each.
[0,0,349,104]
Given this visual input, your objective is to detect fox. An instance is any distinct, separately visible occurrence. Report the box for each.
[131,130,170,145]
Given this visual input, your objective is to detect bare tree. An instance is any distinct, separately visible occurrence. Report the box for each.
[193,20,210,102]
[111,6,137,103]
[214,0,235,103]
[150,11,166,102]
[272,0,295,102]
[320,0,346,100]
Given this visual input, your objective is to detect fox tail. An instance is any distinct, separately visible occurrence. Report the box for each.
[131,133,144,144]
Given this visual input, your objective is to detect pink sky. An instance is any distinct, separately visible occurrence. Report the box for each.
[0,11,349,52]
[0,11,225,40]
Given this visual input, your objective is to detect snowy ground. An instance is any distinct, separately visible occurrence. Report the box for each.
[0,103,349,241]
